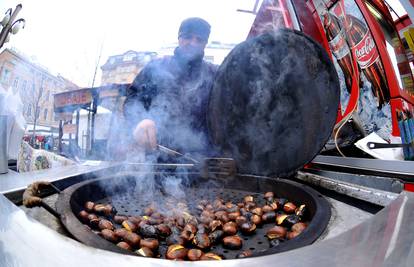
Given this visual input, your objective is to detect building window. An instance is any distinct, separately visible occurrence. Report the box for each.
[44,109,48,120]
[123,53,135,61]
[13,77,19,88]
[1,69,10,84]
[21,80,27,92]
[27,106,31,116]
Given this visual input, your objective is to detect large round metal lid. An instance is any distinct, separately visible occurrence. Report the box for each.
[208,29,340,177]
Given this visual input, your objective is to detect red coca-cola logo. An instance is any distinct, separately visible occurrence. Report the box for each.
[353,31,379,69]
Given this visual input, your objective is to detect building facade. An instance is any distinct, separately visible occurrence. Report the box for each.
[100,50,157,85]
[0,48,79,131]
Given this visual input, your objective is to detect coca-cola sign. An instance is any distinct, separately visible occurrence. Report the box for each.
[353,31,379,69]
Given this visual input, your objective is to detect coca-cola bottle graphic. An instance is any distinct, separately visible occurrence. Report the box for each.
[322,11,353,93]
[345,15,390,109]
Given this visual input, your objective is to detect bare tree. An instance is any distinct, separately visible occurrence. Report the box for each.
[27,75,45,145]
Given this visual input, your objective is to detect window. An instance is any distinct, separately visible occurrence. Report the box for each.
[44,109,48,120]
[13,77,19,89]
[123,53,135,61]
[27,106,31,116]
[21,80,27,92]
[1,69,10,83]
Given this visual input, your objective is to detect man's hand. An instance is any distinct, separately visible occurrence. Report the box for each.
[133,119,157,151]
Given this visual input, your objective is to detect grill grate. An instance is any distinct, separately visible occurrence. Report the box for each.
[97,187,281,259]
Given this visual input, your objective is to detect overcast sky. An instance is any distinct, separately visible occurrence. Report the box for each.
[0,0,258,87]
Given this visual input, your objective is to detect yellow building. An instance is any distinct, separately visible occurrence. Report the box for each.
[100,50,157,85]
[0,48,79,131]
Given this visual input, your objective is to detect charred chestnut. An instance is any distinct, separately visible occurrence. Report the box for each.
[283,202,297,214]
[276,198,287,207]
[144,206,155,216]
[98,219,114,230]
[223,222,238,235]
[193,233,211,249]
[147,217,163,225]
[123,232,141,247]
[156,224,171,238]
[266,226,287,240]
[114,215,128,224]
[181,224,197,241]
[101,229,118,243]
[276,213,289,226]
[114,228,129,239]
[166,244,188,260]
[200,252,222,260]
[197,224,209,234]
[214,211,229,223]
[227,205,239,213]
[140,238,159,251]
[269,202,278,211]
[89,218,100,229]
[244,202,256,211]
[78,210,89,223]
[262,211,276,223]
[208,230,224,244]
[117,241,132,251]
[223,235,243,250]
[240,222,256,235]
[236,250,253,258]
[139,224,158,238]
[187,249,203,261]
[291,222,307,234]
[136,247,154,257]
[282,215,300,228]
[237,202,245,208]
[122,220,137,232]
[166,234,186,246]
[128,216,142,226]
[87,213,98,222]
[199,216,213,225]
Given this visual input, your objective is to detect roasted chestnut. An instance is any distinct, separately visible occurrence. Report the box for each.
[266,226,287,240]
[223,235,243,250]
[228,211,241,221]
[84,201,95,212]
[117,241,132,251]
[181,224,197,241]
[200,252,222,260]
[283,202,297,214]
[187,249,203,261]
[209,220,222,232]
[98,219,114,230]
[223,222,238,235]
[147,217,163,225]
[122,220,137,232]
[240,222,256,235]
[235,216,248,226]
[114,215,128,224]
[244,195,254,203]
[244,201,256,211]
[128,216,142,226]
[89,218,100,229]
[276,213,289,226]
[140,238,159,251]
[199,199,209,206]
[197,224,209,234]
[144,206,155,216]
[208,230,224,244]
[114,228,129,239]
[199,216,213,225]
[251,214,262,225]
[227,205,239,213]
[156,224,172,238]
[269,202,278,211]
[166,244,188,260]
[276,198,288,207]
[291,222,307,234]
[264,192,274,199]
[139,224,158,238]
[287,231,300,240]
[78,210,89,223]
[193,233,211,249]
[101,229,118,243]
[295,204,306,218]
[87,213,98,222]
[93,204,107,215]
[237,202,245,208]
[103,204,117,216]
[262,211,276,223]
[136,247,154,257]
[236,250,253,258]
[251,207,263,216]
[123,232,141,247]
[282,215,300,228]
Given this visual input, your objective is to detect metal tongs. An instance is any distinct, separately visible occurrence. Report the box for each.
[156,144,236,178]
[367,142,414,149]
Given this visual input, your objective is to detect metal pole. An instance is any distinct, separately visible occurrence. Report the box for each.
[0,4,22,48]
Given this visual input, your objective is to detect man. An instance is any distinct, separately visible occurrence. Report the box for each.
[121,17,217,159]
